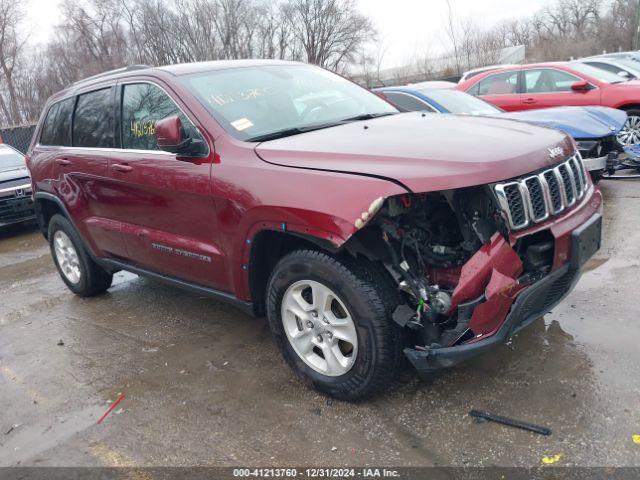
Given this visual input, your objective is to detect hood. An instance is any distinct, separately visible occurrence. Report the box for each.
[255,112,573,193]
[0,165,29,183]
[501,106,627,139]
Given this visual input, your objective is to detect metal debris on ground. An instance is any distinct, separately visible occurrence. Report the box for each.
[469,409,552,436]
[4,424,20,435]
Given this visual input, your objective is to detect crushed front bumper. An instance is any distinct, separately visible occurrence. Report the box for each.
[581,154,608,172]
[404,213,602,375]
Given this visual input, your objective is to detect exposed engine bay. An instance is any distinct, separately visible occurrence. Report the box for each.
[347,186,557,350]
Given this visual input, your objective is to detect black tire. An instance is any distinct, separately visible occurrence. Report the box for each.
[266,249,403,401]
[48,214,113,297]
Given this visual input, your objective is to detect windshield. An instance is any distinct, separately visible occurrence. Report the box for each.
[0,148,25,169]
[569,63,628,83]
[417,89,502,115]
[181,64,397,141]
[612,58,640,74]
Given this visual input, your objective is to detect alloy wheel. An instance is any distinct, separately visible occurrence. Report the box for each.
[281,280,358,377]
[53,230,81,284]
[617,115,640,146]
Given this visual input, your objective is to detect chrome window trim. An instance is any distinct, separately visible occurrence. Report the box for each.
[37,79,211,158]
[34,144,176,157]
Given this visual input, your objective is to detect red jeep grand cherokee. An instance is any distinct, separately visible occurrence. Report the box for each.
[26,60,602,399]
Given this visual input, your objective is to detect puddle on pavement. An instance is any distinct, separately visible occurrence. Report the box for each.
[0,404,105,466]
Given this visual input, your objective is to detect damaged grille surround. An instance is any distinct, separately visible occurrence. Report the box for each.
[494,153,588,231]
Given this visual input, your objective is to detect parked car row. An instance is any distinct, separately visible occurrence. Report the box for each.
[375,82,629,181]
[377,53,640,182]
[0,144,35,229]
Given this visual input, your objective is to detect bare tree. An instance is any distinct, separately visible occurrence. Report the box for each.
[0,0,27,124]
[285,0,376,71]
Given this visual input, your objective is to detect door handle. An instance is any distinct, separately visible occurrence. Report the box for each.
[55,158,71,166]
[112,164,133,173]
[523,98,537,104]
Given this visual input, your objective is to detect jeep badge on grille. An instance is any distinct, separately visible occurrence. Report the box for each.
[548,146,563,159]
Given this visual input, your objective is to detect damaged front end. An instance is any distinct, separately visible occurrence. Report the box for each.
[345,157,602,376]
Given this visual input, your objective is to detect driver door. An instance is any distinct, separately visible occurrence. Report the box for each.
[520,68,601,110]
[105,81,227,290]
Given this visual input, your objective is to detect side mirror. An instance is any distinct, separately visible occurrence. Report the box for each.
[618,70,632,79]
[155,115,206,157]
[571,80,591,91]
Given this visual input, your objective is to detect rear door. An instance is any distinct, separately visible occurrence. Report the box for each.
[105,81,225,289]
[520,68,601,110]
[467,70,522,111]
[44,88,126,258]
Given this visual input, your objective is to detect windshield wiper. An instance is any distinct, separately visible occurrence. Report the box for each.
[339,112,397,122]
[247,112,397,142]
[247,123,342,142]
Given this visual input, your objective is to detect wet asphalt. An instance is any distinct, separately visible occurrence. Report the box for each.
[1,181,640,468]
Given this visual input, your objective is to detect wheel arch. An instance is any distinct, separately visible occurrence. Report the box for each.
[247,229,339,317]
[33,192,71,239]
[617,103,640,111]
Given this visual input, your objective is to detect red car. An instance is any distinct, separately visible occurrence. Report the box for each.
[457,61,640,145]
[26,60,602,399]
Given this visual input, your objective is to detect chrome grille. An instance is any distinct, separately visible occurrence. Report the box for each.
[494,153,588,231]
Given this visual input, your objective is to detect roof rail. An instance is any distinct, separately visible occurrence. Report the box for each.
[70,64,152,87]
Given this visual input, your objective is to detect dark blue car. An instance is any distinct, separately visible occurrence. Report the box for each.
[375,83,637,180]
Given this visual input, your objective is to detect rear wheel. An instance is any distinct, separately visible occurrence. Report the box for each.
[266,250,402,400]
[48,214,113,297]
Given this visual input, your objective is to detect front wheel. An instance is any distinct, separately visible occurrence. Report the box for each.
[617,109,640,146]
[266,250,402,400]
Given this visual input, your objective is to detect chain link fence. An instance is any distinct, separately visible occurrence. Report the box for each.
[0,124,37,153]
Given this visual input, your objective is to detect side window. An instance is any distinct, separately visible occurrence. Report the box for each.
[40,103,60,145]
[49,98,75,146]
[121,83,199,150]
[383,92,435,112]
[73,88,114,148]
[466,81,480,96]
[585,62,620,75]
[477,71,519,96]
[524,69,580,93]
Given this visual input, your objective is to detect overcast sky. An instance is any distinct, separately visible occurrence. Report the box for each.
[26,0,550,68]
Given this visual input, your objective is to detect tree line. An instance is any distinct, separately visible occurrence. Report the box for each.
[0,0,375,126]
[364,0,639,86]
